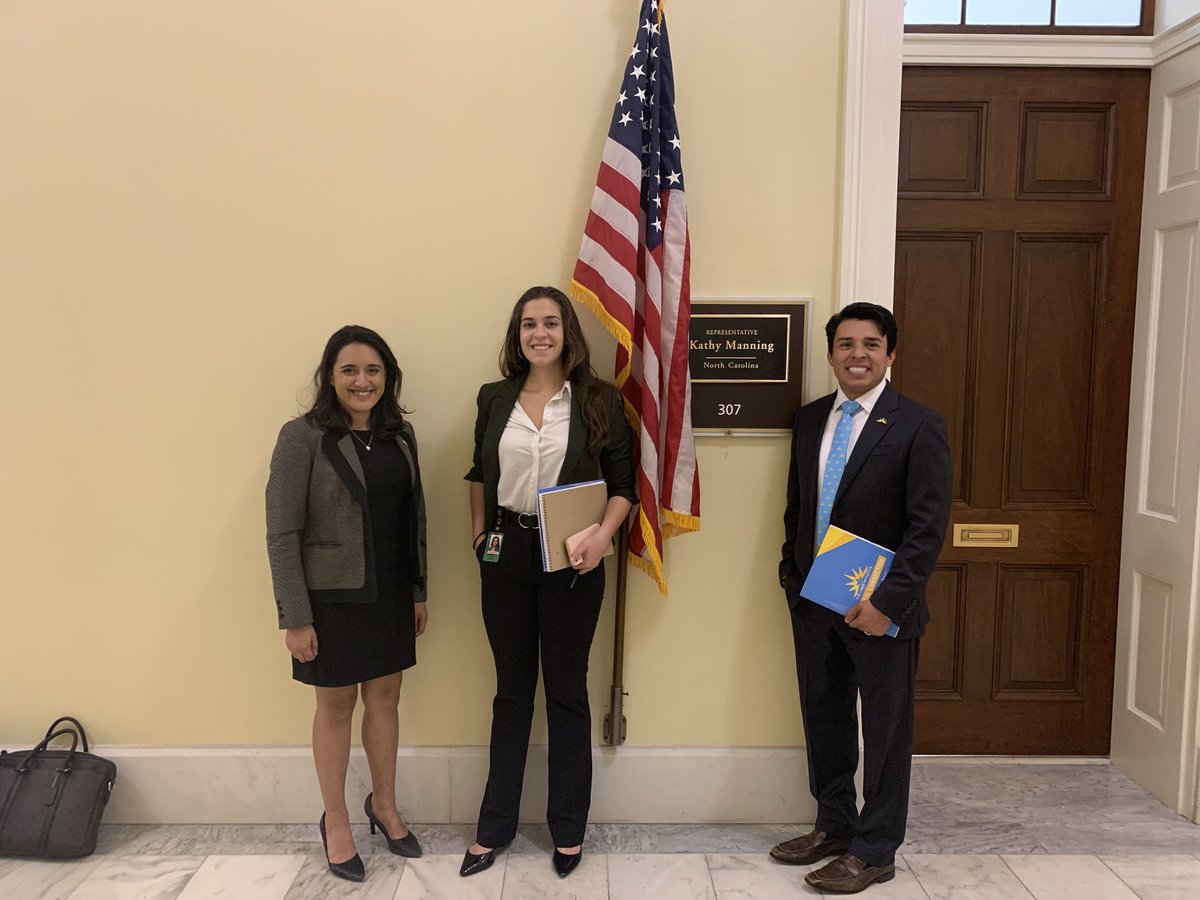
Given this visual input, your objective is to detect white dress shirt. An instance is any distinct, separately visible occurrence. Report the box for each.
[496,381,572,514]
[817,378,889,491]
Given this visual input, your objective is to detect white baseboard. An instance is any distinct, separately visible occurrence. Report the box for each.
[914,755,1111,765]
[31,745,815,825]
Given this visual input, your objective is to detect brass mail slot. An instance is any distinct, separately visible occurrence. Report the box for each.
[953,523,1019,548]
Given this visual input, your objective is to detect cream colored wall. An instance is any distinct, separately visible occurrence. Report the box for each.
[0,1,844,747]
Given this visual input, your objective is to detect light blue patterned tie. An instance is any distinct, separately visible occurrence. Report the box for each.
[816,400,862,549]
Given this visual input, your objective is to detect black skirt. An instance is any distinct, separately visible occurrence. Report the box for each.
[292,590,416,687]
[293,433,417,687]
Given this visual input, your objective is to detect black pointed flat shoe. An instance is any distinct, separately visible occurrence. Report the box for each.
[319,813,365,882]
[364,792,423,857]
[460,843,508,877]
[553,847,583,878]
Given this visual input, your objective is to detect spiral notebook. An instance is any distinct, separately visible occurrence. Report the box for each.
[535,480,612,572]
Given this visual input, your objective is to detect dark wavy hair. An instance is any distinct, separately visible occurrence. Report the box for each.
[304,325,409,437]
[824,302,898,355]
[499,286,610,456]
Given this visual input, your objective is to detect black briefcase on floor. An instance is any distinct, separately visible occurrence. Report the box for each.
[0,716,117,858]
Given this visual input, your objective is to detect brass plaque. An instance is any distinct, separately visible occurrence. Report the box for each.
[689,298,810,434]
[953,523,1020,548]
[691,314,791,384]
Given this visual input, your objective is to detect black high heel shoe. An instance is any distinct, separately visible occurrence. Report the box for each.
[553,846,583,878]
[460,842,508,877]
[319,813,365,882]
[364,793,423,857]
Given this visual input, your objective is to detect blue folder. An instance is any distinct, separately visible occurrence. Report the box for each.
[799,526,900,637]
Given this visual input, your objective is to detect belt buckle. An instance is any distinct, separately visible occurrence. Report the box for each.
[517,512,539,529]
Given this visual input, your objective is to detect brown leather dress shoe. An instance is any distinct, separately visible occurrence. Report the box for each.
[805,852,895,893]
[769,829,852,865]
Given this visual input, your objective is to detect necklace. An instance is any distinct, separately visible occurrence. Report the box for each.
[350,429,374,451]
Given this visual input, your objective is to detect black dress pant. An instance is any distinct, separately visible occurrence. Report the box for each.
[789,599,920,866]
[475,523,604,848]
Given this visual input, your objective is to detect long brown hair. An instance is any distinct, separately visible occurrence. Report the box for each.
[304,325,410,437]
[500,286,610,455]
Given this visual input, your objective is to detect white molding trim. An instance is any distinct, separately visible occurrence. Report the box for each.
[902,13,1200,68]
[903,33,1154,67]
[1155,13,1200,64]
[838,0,906,311]
[34,745,814,825]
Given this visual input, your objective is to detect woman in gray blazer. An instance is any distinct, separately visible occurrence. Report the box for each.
[266,325,427,882]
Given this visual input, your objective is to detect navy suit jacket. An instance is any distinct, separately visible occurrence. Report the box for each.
[780,382,951,639]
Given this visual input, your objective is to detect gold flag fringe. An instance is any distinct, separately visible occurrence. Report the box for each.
[569,275,700,596]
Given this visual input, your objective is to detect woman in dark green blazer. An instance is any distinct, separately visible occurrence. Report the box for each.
[460,286,636,880]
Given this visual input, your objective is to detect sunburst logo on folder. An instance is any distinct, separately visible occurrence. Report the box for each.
[845,566,870,599]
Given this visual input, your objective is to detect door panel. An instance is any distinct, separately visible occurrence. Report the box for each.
[894,67,1149,754]
[1019,104,1114,198]
[893,234,980,502]
[996,565,1085,696]
[899,104,987,195]
[915,564,968,698]
[1008,236,1101,504]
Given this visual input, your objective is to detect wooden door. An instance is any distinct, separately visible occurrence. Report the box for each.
[893,67,1150,754]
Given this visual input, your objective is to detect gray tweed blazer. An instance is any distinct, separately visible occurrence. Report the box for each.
[265,416,427,629]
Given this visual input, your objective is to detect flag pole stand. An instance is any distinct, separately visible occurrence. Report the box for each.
[603,525,630,746]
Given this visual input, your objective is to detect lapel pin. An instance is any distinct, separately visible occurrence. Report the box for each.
[875,417,888,425]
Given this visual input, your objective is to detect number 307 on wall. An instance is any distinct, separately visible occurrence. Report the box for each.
[717,403,742,416]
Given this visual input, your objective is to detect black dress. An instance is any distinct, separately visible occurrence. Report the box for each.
[293,433,417,687]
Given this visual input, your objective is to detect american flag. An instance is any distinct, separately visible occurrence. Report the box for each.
[570,0,699,595]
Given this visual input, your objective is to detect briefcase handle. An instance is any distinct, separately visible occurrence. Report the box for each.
[43,716,89,752]
[13,728,81,775]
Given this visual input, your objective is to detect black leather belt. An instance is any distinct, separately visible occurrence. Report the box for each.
[496,507,539,529]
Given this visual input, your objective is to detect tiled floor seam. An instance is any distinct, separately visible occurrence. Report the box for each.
[997,852,1040,899]
[180,858,204,899]
[701,853,718,900]
[902,855,933,900]
[1096,856,1135,899]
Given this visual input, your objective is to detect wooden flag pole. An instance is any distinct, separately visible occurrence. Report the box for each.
[603,524,631,745]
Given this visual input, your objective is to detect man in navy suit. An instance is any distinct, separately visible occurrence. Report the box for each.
[771,303,951,894]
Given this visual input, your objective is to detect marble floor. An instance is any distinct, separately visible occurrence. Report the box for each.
[2,761,1198,899]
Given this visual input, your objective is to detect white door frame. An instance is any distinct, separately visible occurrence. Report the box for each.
[837,0,905,311]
